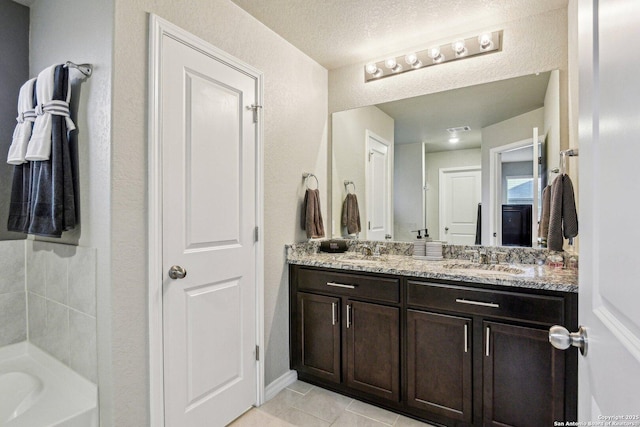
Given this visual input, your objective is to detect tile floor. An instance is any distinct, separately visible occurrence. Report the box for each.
[228,381,436,427]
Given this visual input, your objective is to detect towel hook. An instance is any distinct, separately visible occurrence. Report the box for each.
[303,173,319,190]
[344,180,356,194]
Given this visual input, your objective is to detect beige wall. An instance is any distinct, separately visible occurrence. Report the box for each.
[545,70,561,183]
[425,148,482,241]
[331,106,394,237]
[111,0,327,424]
[394,143,424,242]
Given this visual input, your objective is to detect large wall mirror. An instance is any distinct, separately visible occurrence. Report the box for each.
[332,70,564,248]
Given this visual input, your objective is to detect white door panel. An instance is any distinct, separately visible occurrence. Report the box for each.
[161,34,257,426]
[577,0,640,419]
[440,168,481,245]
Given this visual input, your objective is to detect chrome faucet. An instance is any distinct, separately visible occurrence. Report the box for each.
[361,245,373,256]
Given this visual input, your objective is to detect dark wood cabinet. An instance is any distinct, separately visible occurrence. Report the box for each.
[483,321,565,427]
[406,310,473,423]
[346,300,400,401]
[294,292,341,383]
[289,265,577,427]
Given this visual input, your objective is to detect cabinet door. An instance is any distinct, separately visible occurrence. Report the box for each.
[406,310,473,423]
[483,321,565,427]
[295,292,341,383]
[346,300,400,401]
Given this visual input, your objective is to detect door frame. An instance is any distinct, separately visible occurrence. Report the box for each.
[489,135,541,246]
[147,14,265,426]
[438,165,481,243]
[364,129,393,240]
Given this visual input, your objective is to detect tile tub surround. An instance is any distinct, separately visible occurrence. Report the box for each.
[286,248,578,293]
[0,240,26,347]
[26,240,98,383]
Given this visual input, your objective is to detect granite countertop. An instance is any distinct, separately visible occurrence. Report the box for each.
[287,252,578,293]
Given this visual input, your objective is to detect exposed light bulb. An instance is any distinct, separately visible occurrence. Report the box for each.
[478,33,493,50]
[427,47,445,64]
[385,58,397,69]
[452,40,467,57]
[365,63,383,77]
[405,53,421,68]
[449,137,460,144]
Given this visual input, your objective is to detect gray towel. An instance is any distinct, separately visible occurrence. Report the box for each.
[547,175,578,251]
[538,185,551,241]
[341,193,361,235]
[9,65,78,237]
[302,188,325,239]
[7,80,37,233]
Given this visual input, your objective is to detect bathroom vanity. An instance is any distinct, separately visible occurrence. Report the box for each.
[287,245,578,427]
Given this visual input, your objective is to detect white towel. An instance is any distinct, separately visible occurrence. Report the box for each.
[25,64,76,161]
[7,78,37,165]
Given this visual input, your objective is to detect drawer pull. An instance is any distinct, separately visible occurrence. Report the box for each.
[347,304,352,328]
[326,281,356,289]
[456,298,499,308]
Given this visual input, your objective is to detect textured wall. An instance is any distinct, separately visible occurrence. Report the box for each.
[111,1,327,424]
[394,143,424,242]
[0,1,29,240]
[328,8,569,118]
[331,106,394,237]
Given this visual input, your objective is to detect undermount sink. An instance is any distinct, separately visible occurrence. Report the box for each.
[443,262,524,275]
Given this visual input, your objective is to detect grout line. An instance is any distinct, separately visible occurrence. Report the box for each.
[344,406,397,426]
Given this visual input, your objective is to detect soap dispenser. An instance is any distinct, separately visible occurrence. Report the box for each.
[423,228,432,242]
[413,229,426,257]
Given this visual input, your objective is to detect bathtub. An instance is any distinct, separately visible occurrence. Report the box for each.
[0,342,97,427]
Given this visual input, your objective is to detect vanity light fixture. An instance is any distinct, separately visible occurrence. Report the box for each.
[364,30,503,82]
[449,137,460,144]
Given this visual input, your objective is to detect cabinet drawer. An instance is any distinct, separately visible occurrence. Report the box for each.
[407,281,564,325]
[297,268,400,303]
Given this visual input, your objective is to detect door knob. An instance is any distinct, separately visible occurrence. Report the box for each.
[549,325,587,356]
[444,227,449,232]
[168,265,187,280]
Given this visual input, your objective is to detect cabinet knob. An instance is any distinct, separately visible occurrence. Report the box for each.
[549,325,587,356]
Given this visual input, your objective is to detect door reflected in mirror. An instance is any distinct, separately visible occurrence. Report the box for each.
[331,70,564,247]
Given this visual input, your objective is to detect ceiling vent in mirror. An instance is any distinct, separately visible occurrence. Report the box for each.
[446,126,471,133]
[364,30,503,82]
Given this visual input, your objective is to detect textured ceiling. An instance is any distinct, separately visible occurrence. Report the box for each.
[230,0,568,69]
[376,71,551,151]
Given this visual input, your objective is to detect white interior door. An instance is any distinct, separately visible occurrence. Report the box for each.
[439,167,481,244]
[577,0,640,419]
[366,131,392,240]
[160,34,258,426]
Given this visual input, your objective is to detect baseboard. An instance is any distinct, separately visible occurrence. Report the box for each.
[264,370,298,402]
